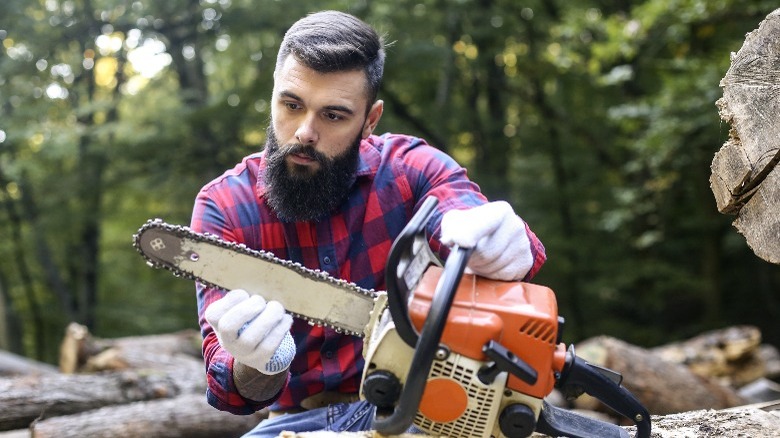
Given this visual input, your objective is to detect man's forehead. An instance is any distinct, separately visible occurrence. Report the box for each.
[274,56,370,109]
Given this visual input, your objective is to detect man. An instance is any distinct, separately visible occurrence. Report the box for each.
[190,10,546,437]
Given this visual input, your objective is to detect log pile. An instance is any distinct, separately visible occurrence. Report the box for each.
[26,394,264,438]
[277,406,780,438]
[0,323,777,437]
[0,323,263,438]
[571,335,748,415]
[568,325,780,413]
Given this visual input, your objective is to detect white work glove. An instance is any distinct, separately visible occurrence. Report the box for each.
[204,289,296,375]
[440,201,533,281]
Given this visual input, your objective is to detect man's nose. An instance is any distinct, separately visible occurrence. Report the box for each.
[295,114,318,145]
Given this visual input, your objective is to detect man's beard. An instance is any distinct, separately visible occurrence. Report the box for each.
[263,126,361,222]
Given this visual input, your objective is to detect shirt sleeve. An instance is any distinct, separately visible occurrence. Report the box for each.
[191,184,287,414]
[389,135,546,281]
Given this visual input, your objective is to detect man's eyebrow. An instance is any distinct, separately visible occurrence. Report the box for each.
[323,104,355,115]
[278,90,355,115]
[279,90,303,102]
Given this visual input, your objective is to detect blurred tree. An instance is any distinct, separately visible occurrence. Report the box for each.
[0,0,778,363]
[522,0,780,344]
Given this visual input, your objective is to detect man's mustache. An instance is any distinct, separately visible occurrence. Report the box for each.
[280,144,327,163]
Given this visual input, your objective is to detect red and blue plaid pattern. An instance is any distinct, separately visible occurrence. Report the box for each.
[190,133,546,414]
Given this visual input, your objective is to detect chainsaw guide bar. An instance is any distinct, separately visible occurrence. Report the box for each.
[133,219,386,337]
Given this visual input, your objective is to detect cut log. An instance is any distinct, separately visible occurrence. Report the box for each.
[29,393,264,438]
[573,336,747,415]
[5,325,775,436]
[760,343,780,378]
[0,350,58,377]
[650,325,767,387]
[0,431,29,438]
[739,377,780,403]
[0,358,204,431]
[272,406,780,438]
[59,322,202,373]
[709,8,780,264]
[635,406,780,438]
[58,322,92,374]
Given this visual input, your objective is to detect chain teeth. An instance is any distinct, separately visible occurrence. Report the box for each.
[132,219,376,336]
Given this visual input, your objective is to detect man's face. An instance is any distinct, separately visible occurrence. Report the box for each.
[263,56,383,221]
[270,55,382,175]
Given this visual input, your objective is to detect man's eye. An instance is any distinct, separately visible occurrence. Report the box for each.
[285,102,301,110]
[325,112,343,121]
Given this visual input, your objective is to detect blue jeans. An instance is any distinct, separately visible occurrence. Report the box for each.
[243,401,422,437]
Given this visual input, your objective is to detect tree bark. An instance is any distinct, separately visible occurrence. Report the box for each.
[58,322,202,374]
[2,327,778,436]
[573,336,748,415]
[0,171,45,359]
[270,406,780,438]
[0,359,204,431]
[650,325,769,387]
[29,393,263,438]
[0,351,58,377]
[710,8,780,264]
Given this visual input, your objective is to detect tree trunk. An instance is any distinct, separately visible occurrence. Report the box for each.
[0,350,58,377]
[270,406,780,438]
[573,336,747,415]
[650,325,769,387]
[29,393,263,438]
[0,359,204,431]
[710,8,780,264]
[0,171,45,360]
[58,322,202,374]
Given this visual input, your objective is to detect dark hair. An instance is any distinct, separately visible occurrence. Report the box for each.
[275,11,385,104]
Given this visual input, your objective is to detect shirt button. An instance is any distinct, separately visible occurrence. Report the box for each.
[324,350,334,359]
[323,256,331,265]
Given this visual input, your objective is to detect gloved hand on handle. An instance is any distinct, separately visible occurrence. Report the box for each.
[204,289,296,375]
[440,201,533,281]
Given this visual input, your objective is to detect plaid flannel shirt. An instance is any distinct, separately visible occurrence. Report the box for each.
[190,133,546,414]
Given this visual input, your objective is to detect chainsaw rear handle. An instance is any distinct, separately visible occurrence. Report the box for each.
[373,198,473,435]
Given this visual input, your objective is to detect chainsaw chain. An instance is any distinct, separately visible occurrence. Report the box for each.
[132,218,379,336]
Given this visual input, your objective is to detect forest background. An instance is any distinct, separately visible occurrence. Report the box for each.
[0,0,778,365]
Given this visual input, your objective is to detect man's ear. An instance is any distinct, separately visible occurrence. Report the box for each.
[362,100,384,138]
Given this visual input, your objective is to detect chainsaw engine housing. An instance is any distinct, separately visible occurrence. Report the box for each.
[361,266,564,438]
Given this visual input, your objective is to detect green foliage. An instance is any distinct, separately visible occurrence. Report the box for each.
[0,0,778,363]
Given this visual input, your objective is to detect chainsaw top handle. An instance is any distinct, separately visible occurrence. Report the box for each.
[374,196,474,435]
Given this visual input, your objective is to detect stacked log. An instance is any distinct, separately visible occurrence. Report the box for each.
[0,323,263,438]
[274,407,780,438]
[572,335,749,415]
[650,325,771,387]
[0,351,57,377]
[28,394,264,438]
[0,323,777,437]
[58,322,203,373]
[570,326,779,416]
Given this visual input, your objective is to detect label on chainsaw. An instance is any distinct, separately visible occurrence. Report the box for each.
[133,219,384,337]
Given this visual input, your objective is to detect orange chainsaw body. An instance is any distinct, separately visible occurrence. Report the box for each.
[408,266,567,400]
[365,196,650,438]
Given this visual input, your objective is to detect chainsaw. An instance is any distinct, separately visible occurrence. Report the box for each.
[134,196,651,438]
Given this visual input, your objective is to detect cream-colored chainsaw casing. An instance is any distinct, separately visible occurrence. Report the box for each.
[361,322,544,438]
